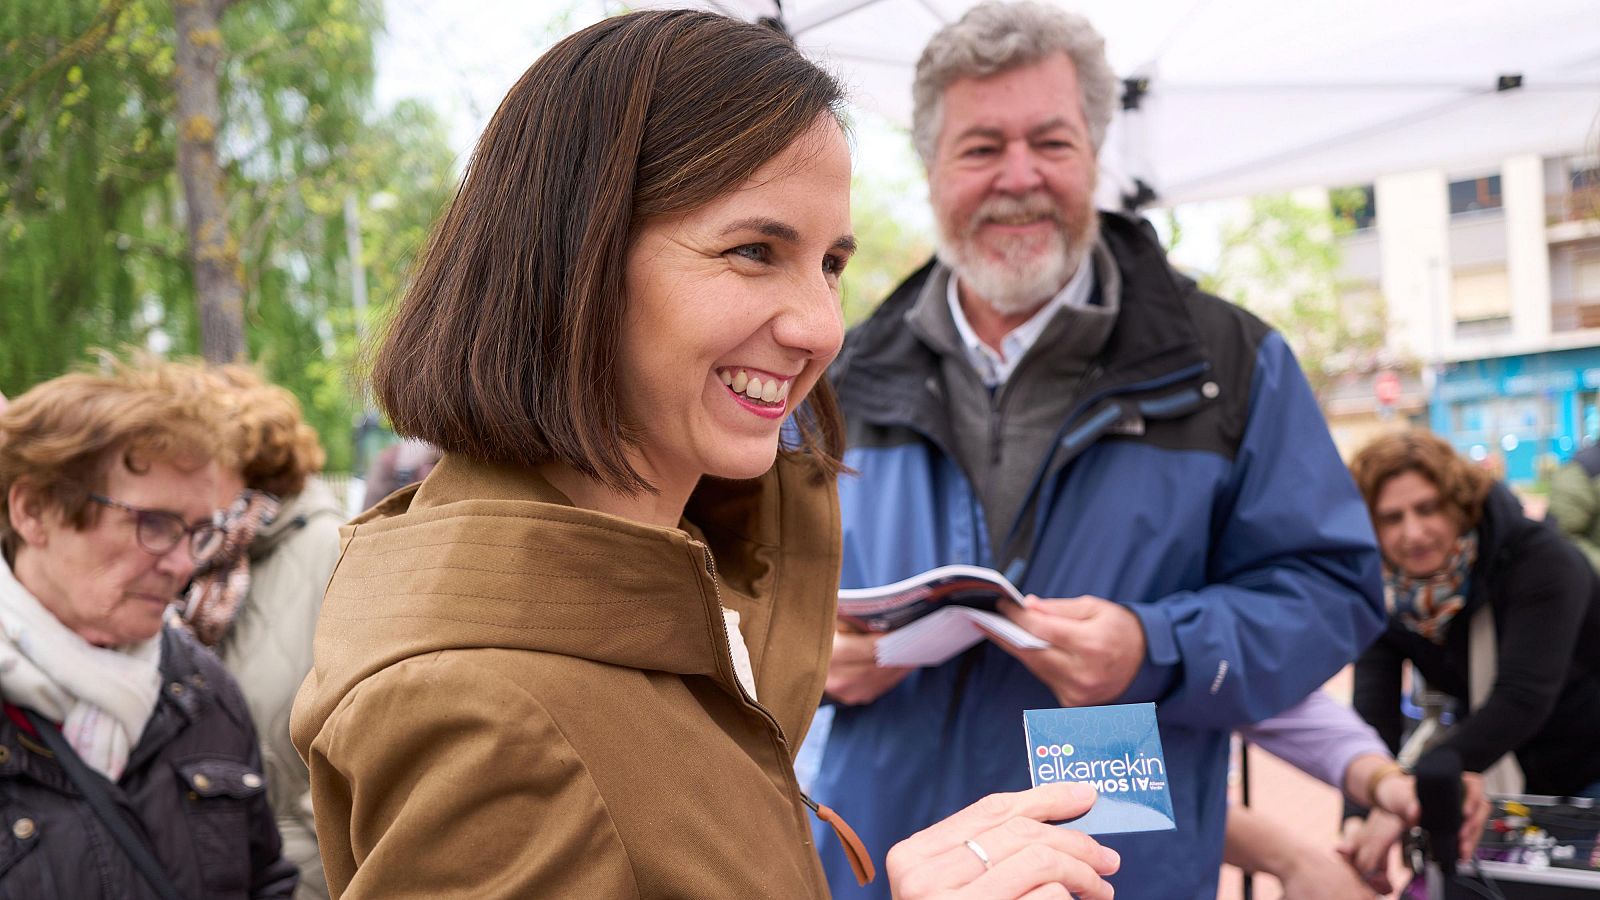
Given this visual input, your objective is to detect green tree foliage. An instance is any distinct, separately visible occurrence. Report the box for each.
[1,0,457,472]
[1201,192,1397,400]
[841,168,935,325]
[837,120,936,325]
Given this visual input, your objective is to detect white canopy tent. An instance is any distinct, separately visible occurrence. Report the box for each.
[639,0,1600,208]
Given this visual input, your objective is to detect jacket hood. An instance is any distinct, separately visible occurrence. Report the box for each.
[293,452,841,750]
[249,476,346,560]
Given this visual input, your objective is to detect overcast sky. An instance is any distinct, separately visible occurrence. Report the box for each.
[371,0,1227,270]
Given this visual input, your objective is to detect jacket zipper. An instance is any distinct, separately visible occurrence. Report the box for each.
[690,540,835,889]
[988,384,1004,466]
[998,359,1209,560]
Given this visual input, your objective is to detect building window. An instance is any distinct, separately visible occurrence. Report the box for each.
[1332,185,1376,230]
[1452,265,1511,334]
[1449,175,1503,215]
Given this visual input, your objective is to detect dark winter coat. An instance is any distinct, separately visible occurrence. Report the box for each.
[0,625,298,899]
[1354,483,1600,795]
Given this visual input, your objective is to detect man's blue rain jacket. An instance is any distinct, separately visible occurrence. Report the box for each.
[809,213,1385,899]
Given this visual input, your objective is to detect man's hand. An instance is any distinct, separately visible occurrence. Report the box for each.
[991,596,1145,707]
[825,629,913,706]
[1229,804,1376,899]
[1278,847,1380,900]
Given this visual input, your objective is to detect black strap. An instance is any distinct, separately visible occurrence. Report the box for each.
[20,710,189,900]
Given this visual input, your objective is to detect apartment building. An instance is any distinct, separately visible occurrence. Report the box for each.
[1334,153,1600,483]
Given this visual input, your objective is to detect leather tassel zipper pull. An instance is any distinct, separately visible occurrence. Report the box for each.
[802,792,875,886]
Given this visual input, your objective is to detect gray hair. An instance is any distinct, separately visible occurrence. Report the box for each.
[911,1,1118,166]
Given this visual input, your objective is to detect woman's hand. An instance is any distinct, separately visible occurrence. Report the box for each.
[1339,811,1404,894]
[1369,770,1420,823]
[1338,770,1491,894]
[886,782,1119,900]
[1458,772,1490,860]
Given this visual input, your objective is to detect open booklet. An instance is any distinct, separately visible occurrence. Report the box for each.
[837,565,1049,667]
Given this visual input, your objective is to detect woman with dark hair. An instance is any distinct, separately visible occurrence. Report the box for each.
[1343,429,1600,866]
[290,10,1119,899]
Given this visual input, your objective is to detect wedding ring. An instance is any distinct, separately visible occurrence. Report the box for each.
[964,838,994,870]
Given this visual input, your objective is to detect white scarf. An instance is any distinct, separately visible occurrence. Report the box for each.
[0,556,163,781]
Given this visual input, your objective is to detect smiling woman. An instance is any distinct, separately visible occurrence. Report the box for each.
[365,11,851,501]
[289,9,1119,900]
[613,123,853,520]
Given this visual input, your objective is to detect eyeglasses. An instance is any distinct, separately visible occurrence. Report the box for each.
[88,494,226,563]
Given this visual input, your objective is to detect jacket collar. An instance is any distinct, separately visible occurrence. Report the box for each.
[299,452,840,742]
[124,628,210,774]
[338,454,735,677]
[249,477,344,561]
[832,212,1209,429]
[1466,483,1536,601]
[0,626,215,787]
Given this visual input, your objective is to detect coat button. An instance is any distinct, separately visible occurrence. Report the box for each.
[168,683,185,697]
[1200,381,1220,399]
[0,745,10,764]
[193,774,212,791]
[12,818,35,840]
[242,773,262,789]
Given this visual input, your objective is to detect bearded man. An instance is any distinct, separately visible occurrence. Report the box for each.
[806,3,1386,897]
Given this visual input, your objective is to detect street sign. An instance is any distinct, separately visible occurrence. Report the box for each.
[1375,370,1402,406]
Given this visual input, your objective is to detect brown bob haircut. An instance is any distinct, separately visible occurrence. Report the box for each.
[0,359,227,557]
[371,11,849,493]
[211,365,326,498]
[1348,429,1495,531]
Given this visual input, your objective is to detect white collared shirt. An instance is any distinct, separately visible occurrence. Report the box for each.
[946,259,1096,388]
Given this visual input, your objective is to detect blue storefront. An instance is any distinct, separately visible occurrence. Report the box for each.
[1431,346,1600,485]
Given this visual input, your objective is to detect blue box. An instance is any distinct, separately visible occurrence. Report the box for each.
[1023,702,1176,835]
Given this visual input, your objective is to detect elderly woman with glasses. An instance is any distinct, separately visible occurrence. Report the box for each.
[0,361,297,900]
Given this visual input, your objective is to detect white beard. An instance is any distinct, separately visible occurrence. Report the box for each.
[935,192,1097,317]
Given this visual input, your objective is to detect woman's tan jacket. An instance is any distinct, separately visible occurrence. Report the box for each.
[290,454,849,898]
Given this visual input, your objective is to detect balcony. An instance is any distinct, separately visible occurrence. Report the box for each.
[1550,295,1600,332]
[1549,187,1600,245]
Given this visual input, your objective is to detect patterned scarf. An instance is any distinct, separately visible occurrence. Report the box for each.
[1383,530,1477,644]
[182,490,279,647]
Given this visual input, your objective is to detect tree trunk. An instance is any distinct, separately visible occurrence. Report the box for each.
[173,0,246,363]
